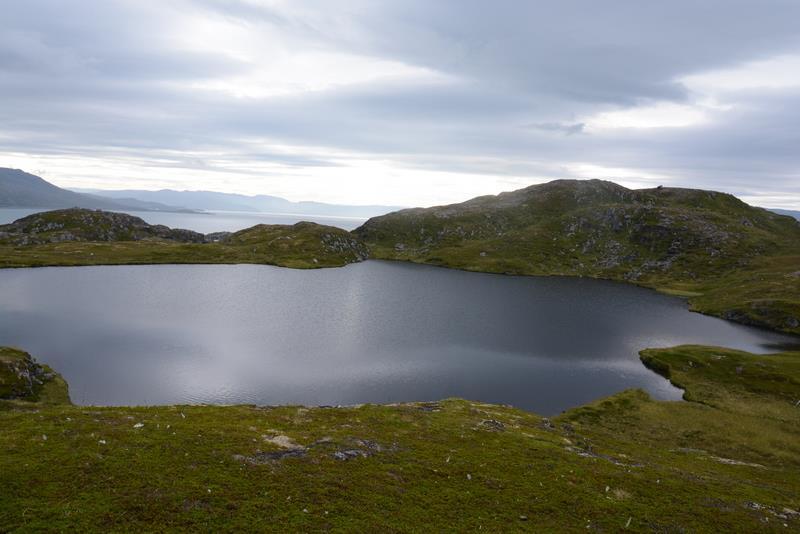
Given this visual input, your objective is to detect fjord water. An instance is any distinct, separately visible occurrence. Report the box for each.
[1,262,795,414]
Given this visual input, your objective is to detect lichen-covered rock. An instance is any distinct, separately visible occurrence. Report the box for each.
[0,347,56,401]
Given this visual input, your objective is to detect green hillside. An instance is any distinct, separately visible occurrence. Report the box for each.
[0,209,368,269]
[356,180,800,334]
[0,208,206,244]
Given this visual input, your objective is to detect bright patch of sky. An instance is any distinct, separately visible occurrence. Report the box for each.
[1,1,799,208]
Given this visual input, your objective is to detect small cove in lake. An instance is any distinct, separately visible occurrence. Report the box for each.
[0,261,796,415]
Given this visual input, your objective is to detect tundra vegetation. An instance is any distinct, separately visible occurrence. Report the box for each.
[0,209,368,269]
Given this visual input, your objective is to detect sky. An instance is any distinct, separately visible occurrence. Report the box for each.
[1,1,800,208]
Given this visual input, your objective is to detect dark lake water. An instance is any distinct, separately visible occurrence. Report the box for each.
[0,262,795,414]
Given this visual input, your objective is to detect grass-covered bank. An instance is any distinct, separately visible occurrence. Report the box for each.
[1,345,798,531]
[0,209,369,269]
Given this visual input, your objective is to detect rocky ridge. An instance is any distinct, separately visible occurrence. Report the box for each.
[0,209,205,245]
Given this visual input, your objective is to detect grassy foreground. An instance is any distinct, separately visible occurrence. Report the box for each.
[1,345,799,532]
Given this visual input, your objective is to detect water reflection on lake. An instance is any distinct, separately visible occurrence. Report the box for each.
[0,261,795,414]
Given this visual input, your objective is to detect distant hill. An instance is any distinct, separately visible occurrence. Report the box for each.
[0,208,369,269]
[356,179,800,334]
[0,168,190,212]
[356,179,800,278]
[77,188,403,218]
[0,208,206,244]
[770,208,800,220]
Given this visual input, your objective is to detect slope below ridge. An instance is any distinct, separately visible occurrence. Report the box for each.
[355,179,800,334]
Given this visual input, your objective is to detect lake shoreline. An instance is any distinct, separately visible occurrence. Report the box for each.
[7,261,793,411]
[367,257,800,341]
[4,252,798,340]
[2,205,797,337]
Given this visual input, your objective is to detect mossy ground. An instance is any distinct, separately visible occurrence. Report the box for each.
[1,345,798,532]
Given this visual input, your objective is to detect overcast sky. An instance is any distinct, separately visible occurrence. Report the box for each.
[2,1,800,208]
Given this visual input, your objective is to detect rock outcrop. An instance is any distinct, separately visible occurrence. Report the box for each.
[0,347,64,402]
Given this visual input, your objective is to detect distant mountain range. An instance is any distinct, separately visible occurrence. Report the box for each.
[0,168,402,218]
[74,188,403,218]
[769,208,800,220]
[0,168,192,213]
[3,165,795,222]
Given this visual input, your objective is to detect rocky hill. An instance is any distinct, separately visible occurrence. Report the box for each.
[0,208,205,245]
[0,208,369,269]
[355,179,800,334]
[224,221,369,265]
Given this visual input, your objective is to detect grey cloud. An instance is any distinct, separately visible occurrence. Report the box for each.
[221,0,800,104]
[0,1,799,206]
[0,1,248,81]
[524,122,585,136]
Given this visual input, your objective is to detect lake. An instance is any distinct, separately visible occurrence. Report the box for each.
[0,261,795,414]
[0,208,366,232]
